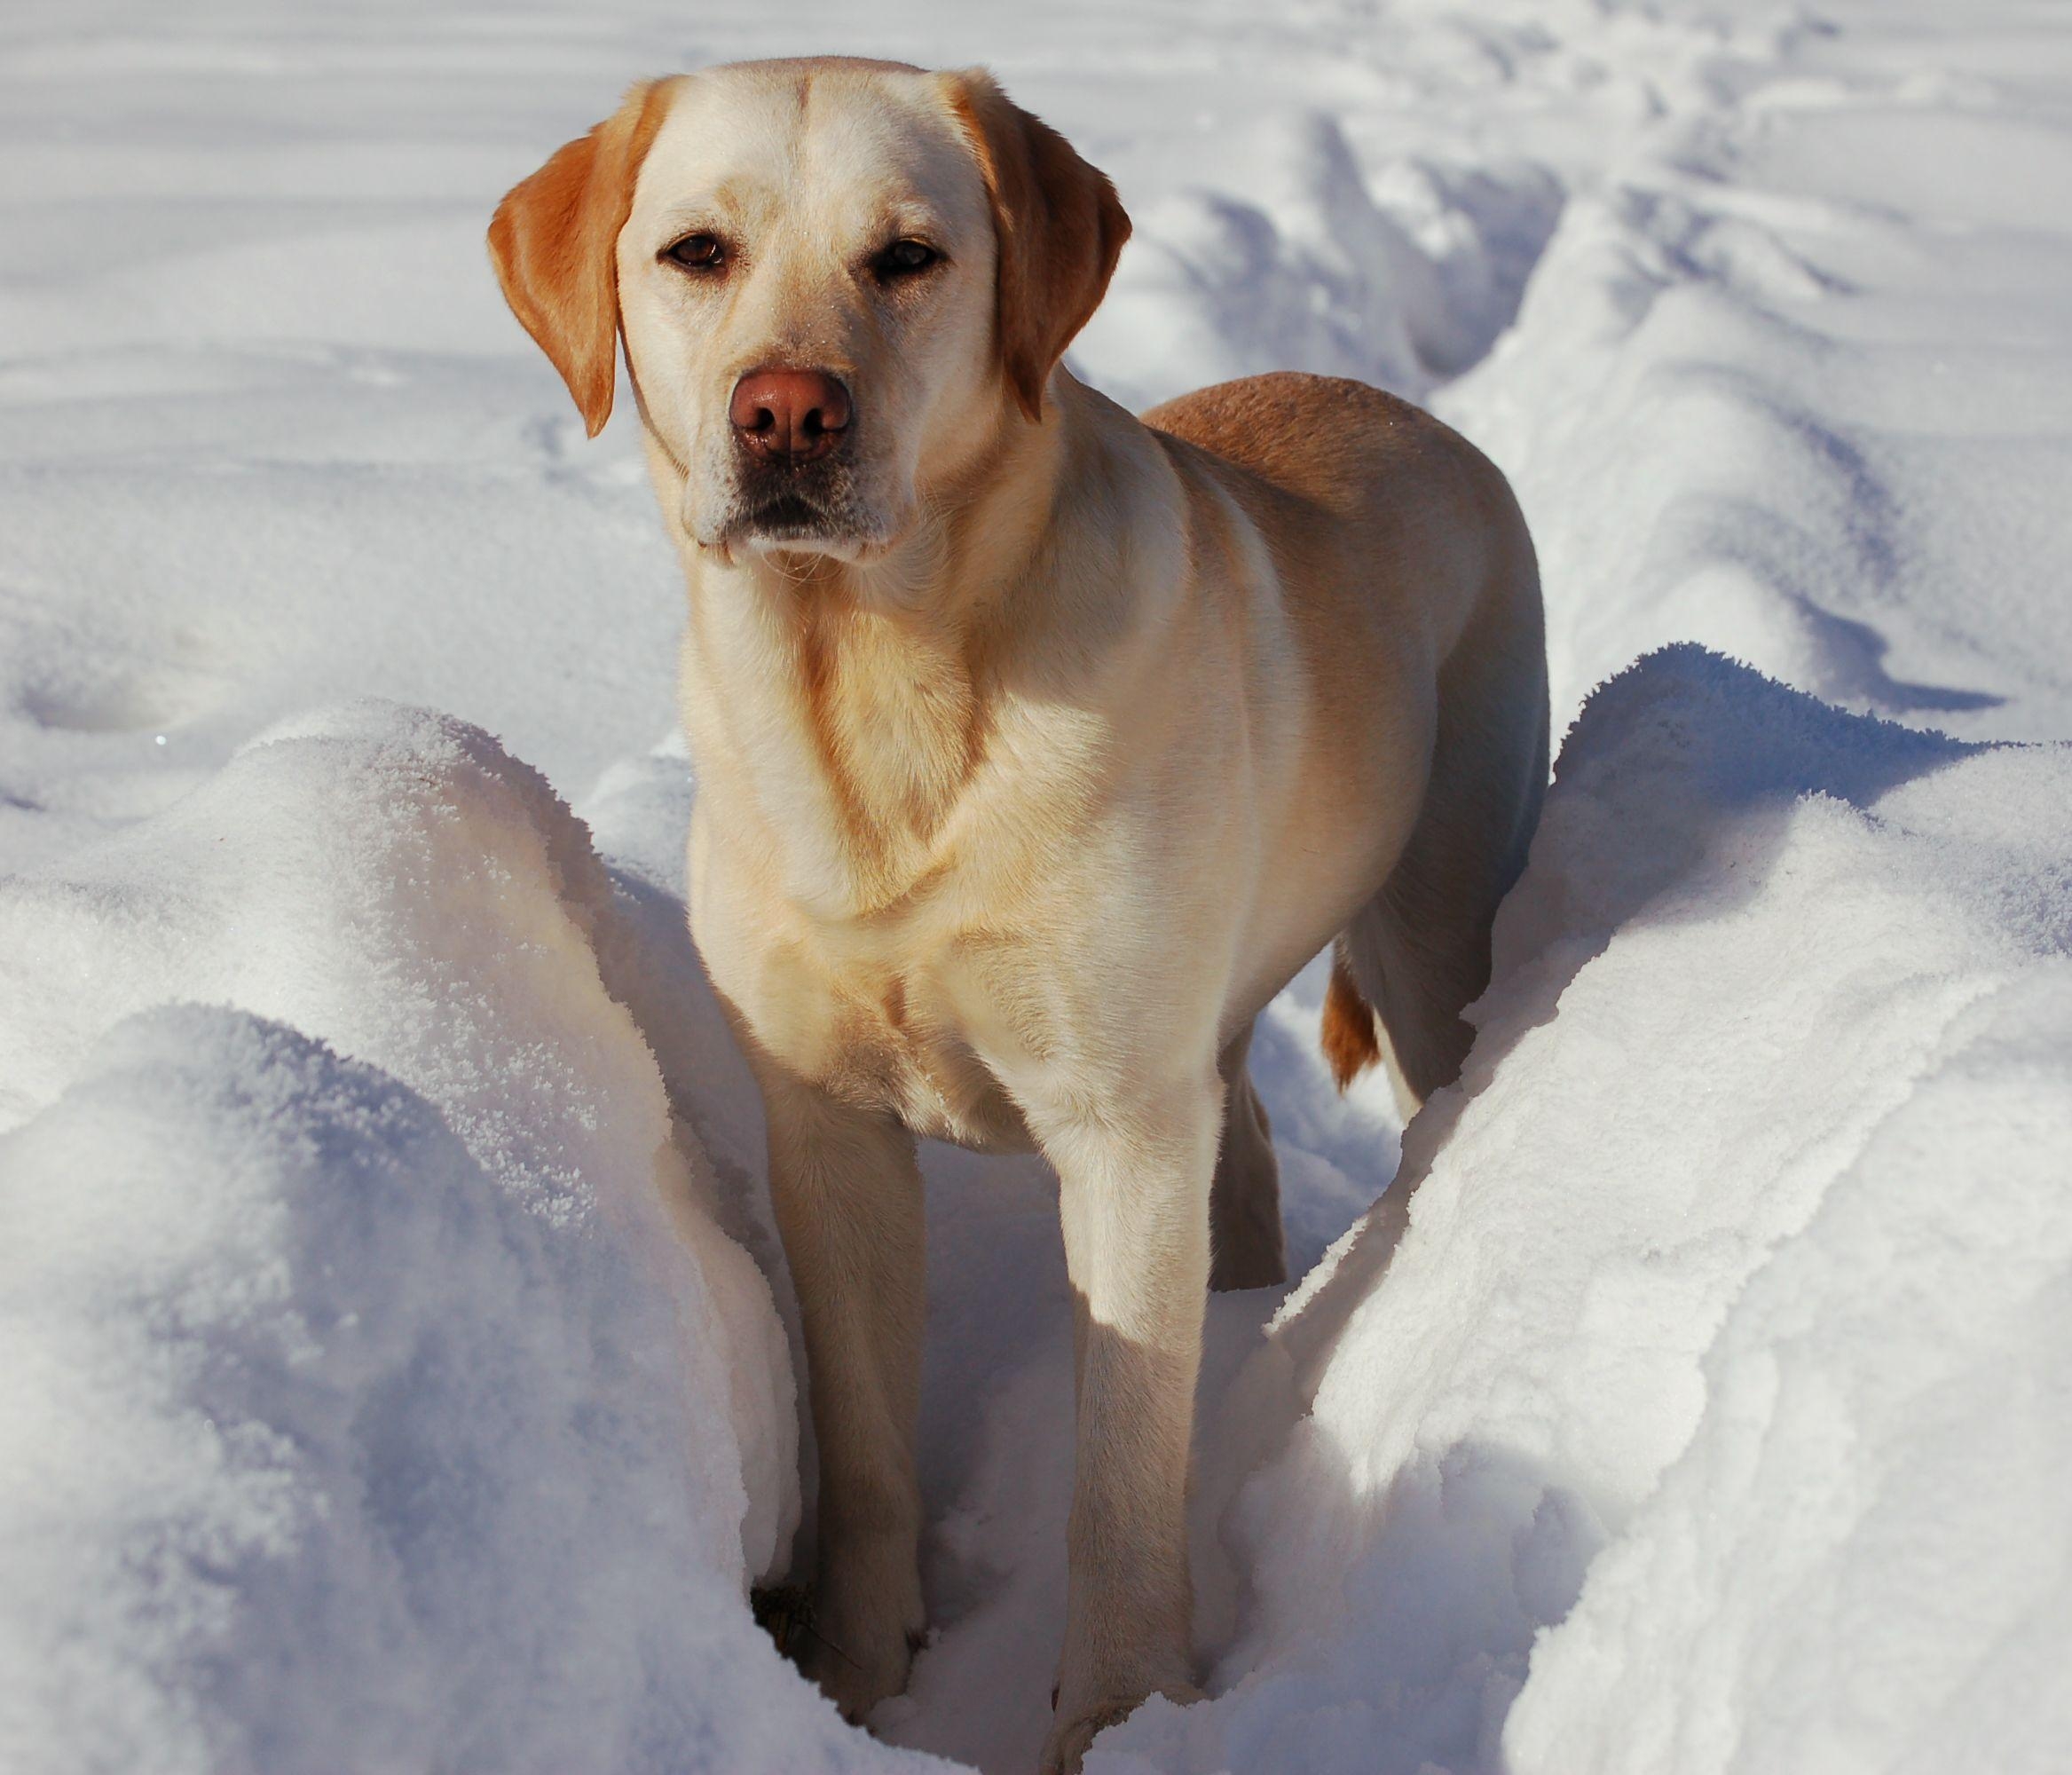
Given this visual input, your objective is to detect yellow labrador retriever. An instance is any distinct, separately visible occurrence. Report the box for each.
[490,57,1546,1773]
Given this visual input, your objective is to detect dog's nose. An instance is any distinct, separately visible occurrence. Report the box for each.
[729,368,852,462]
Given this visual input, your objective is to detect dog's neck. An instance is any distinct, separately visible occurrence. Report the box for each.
[662,377,1093,921]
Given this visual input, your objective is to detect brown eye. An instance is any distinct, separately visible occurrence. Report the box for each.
[664,233,725,272]
[875,239,941,279]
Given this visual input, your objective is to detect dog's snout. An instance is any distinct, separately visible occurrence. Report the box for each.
[729,368,853,462]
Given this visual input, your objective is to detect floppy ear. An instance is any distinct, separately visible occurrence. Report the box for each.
[486,78,677,438]
[942,70,1131,422]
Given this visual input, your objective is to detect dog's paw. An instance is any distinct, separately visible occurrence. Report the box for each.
[1038,1682,1204,1774]
[796,1600,922,1724]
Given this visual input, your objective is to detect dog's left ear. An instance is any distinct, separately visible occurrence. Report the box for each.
[941,70,1131,422]
[487,78,678,438]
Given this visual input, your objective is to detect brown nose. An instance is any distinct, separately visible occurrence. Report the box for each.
[729,367,852,462]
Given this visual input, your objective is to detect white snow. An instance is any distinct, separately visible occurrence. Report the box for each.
[3,3,2068,1773]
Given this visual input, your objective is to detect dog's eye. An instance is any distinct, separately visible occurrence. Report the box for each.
[875,239,941,279]
[664,233,726,272]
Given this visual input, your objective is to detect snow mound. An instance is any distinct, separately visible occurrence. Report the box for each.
[1094,647,2072,1775]
[0,705,934,1774]
[1507,968,2072,1775]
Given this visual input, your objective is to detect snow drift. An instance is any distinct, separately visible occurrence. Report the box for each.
[0,705,927,1774]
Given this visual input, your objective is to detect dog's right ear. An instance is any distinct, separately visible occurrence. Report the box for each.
[487,79,678,438]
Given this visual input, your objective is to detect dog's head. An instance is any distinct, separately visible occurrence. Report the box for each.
[488,59,1130,564]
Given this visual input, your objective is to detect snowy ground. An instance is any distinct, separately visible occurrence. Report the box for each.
[3,3,2069,1772]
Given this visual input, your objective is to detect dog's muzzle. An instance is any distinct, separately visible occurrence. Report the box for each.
[715,368,885,552]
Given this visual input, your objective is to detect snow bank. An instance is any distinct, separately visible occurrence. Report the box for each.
[0,705,935,1774]
[1092,647,2072,1775]
[1507,969,2072,1775]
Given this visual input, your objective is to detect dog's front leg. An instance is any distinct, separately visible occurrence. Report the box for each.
[760,1071,927,1720]
[1033,1074,1219,1774]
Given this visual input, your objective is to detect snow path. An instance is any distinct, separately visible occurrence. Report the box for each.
[3,3,2069,1772]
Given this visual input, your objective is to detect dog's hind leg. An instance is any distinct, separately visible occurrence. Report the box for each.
[1209,1022,1285,1290]
[1328,618,1548,1117]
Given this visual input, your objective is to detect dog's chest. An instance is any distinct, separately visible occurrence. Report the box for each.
[752,929,1039,1155]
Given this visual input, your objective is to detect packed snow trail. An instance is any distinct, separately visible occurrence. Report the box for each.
[3,3,2069,1773]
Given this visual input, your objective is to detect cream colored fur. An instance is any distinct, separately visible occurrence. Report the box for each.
[490,57,1547,1775]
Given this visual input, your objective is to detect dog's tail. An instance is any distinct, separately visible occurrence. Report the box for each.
[1320,947,1382,1090]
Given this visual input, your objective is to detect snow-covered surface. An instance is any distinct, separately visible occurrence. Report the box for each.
[2,3,2068,1772]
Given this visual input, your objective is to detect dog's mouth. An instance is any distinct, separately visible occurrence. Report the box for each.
[714,469,888,563]
[690,438,899,564]
[734,494,873,564]
[743,492,832,540]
